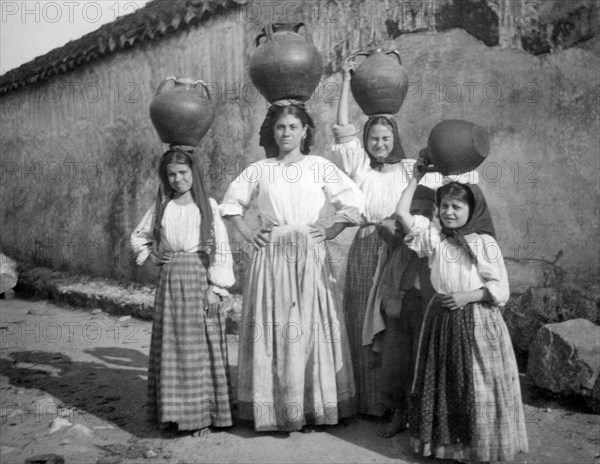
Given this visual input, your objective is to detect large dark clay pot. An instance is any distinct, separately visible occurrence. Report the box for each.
[249,23,323,102]
[427,120,490,176]
[350,48,409,116]
[149,77,215,146]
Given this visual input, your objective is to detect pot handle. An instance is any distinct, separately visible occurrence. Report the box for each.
[349,48,371,62]
[190,79,213,101]
[346,50,370,72]
[293,22,306,33]
[255,22,275,47]
[386,50,402,64]
[293,22,313,44]
[154,76,177,96]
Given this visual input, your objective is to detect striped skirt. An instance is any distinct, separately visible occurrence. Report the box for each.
[237,225,356,432]
[147,253,233,430]
[343,224,385,416]
[410,296,528,462]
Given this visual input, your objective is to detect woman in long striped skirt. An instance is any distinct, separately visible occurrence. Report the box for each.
[131,148,235,436]
[331,60,440,417]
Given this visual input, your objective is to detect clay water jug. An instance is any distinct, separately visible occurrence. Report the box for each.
[149,77,215,146]
[249,23,323,102]
[350,48,409,116]
[427,120,489,176]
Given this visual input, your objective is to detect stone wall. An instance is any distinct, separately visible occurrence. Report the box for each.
[1,0,598,305]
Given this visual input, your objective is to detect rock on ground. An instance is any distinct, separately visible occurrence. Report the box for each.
[502,281,600,353]
[527,318,600,412]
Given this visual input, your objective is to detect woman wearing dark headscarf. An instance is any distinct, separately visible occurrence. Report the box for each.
[331,60,441,418]
[395,171,528,463]
[220,101,364,432]
[131,148,235,436]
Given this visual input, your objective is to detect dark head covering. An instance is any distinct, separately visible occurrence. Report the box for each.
[436,182,496,264]
[153,147,215,261]
[411,185,436,220]
[362,114,405,169]
[258,99,315,158]
[414,185,436,202]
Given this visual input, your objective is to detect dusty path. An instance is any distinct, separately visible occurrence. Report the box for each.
[1,299,599,464]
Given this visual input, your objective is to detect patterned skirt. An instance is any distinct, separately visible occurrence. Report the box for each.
[343,224,384,416]
[237,225,356,432]
[147,252,233,430]
[409,296,529,462]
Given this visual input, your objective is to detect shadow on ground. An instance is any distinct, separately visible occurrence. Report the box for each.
[0,348,162,438]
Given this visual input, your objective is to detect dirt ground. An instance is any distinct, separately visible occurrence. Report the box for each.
[1,298,599,464]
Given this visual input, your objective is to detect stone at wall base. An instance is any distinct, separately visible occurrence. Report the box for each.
[501,258,599,379]
[527,319,600,413]
[502,287,563,353]
[15,266,242,335]
[0,252,19,294]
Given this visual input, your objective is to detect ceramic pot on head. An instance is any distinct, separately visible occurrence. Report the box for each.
[426,119,490,176]
[149,77,215,146]
[349,47,409,116]
[249,22,323,102]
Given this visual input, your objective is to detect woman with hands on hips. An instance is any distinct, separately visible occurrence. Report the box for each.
[220,100,365,432]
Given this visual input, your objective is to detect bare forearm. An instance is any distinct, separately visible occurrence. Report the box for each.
[225,215,253,242]
[326,222,349,239]
[337,73,351,126]
[464,287,493,304]
[464,288,487,304]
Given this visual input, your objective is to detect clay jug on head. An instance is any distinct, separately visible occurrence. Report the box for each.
[427,120,489,176]
[249,22,323,103]
[149,77,215,146]
[350,48,409,116]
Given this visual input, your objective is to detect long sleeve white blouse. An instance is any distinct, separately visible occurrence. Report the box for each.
[130,198,235,290]
[219,155,365,226]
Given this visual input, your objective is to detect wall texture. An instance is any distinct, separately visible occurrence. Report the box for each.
[1,0,598,299]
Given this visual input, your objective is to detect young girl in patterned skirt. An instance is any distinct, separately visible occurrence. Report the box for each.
[395,168,528,462]
[131,148,235,437]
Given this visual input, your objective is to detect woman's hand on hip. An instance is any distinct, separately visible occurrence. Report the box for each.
[309,225,327,243]
[150,250,174,266]
[248,226,272,250]
[310,223,347,242]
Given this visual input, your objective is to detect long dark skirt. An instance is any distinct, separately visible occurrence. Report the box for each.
[409,296,529,461]
[409,296,476,447]
[343,225,384,416]
[381,288,425,413]
[147,253,233,430]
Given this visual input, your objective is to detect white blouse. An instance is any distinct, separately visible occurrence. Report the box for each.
[130,198,235,289]
[404,217,510,306]
[219,155,365,226]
